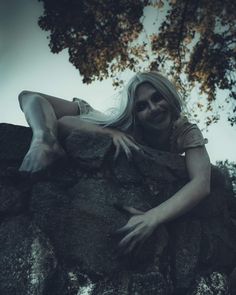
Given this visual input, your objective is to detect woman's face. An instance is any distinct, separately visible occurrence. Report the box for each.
[134,82,172,131]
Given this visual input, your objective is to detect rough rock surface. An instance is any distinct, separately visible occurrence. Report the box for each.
[0,123,236,295]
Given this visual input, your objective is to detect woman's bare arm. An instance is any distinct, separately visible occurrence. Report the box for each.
[19,92,139,172]
[150,146,211,223]
[57,116,140,158]
[117,146,211,253]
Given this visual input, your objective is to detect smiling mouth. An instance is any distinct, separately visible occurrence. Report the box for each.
[150,110,168,123]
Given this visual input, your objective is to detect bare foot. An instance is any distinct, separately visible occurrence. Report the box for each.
[19,139,65,173]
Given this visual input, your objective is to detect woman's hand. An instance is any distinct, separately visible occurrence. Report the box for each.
[105,129,140,160]
[116,206,159,255]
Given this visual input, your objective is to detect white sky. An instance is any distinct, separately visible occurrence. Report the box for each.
[0,0,235,164]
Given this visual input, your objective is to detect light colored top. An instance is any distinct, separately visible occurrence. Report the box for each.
[170,116,208,154]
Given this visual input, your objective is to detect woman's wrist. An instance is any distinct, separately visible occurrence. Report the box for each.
[147,206,164,228]
[101,127,118,137]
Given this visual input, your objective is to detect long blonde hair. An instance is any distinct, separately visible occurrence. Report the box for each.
[79,71,183,131]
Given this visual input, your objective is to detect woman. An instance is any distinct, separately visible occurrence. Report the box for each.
[18,71,211,254]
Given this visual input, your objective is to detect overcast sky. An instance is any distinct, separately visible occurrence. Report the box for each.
[0,0,235,164]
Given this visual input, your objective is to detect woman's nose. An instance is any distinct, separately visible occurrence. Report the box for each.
[149,101,159,111]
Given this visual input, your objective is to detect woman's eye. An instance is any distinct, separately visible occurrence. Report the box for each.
[151,94,161,103]
[136,102,147,112]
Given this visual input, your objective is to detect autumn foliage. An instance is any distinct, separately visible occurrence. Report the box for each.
[38,0,236,126]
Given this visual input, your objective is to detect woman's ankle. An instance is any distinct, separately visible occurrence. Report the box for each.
[32,130,58,146]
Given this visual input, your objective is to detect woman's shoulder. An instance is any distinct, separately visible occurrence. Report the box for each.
[172,115,190,131]
[170,115,208,154]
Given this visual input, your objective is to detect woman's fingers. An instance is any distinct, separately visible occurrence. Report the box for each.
[118,138,132,159]
[113,137,129,159]
[114,142,120,160]
[118,226,140,248]
[118,231,135,248]
[122,206,144,215]
[125,233,144,254]
[113,137,139,159]
[116,223,141,235]
[113,139,129,160]
[122,136,140,151]
[118,225,145,254]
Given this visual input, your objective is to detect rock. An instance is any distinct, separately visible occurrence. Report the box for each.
[189,272,230,295]
[112,153,143,185]
[65,130,113,170]
[229,267,236,294]
[0,216,57,295]
[0,183,26,217]
[171,220,202,291]
[0,123,235,295]
[93,270,172,295]
[30,178,168,275]
[0,124,31,163]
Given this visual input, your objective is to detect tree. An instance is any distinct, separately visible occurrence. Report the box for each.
[216,160,236,196]
[38,0,236,126]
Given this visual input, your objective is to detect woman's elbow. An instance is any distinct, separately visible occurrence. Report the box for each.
[18,90,35,110]
[200,172,211,197]
[193,169,211,198]
[204,181,211,196]
[206,164,211,195]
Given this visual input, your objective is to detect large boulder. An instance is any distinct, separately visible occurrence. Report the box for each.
[0,123,235,294]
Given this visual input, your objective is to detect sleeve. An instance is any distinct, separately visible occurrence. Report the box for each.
[171,116,208,154]
[72,97,110,123]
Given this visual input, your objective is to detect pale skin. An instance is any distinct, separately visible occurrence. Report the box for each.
[18,91,136,172]
[116,83,211,254]
[18,83,211,254]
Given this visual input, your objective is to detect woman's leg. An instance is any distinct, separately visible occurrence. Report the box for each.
[18,91,79,173]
